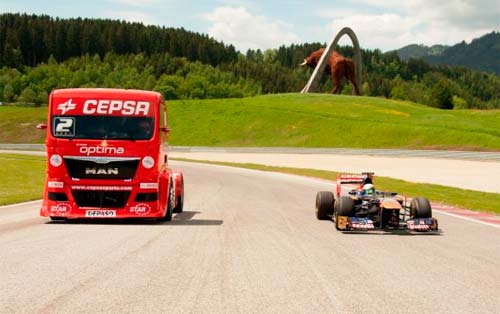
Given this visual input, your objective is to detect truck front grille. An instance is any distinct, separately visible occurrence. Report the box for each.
[64,156,140,180]
[72,190,130,208]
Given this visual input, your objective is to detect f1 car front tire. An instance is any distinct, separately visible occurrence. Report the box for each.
[411,197,432,218]
[316,191,334,220]
[334,196,355,230]
[337,196,355,217]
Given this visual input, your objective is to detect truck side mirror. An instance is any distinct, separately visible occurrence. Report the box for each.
[36,123,47,130]
[160,127,170,133]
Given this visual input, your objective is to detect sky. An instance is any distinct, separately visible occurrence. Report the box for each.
[1,0,499,52]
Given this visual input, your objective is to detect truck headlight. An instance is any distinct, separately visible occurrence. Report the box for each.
[142,156,154,169]
[50,154,63,167]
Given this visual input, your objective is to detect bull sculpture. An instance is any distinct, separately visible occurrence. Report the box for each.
[300,48,360,95]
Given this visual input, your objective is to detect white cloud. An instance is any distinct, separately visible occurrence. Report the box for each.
[315,0,500,50]
[202,6,300,52]
[324,13,420,50]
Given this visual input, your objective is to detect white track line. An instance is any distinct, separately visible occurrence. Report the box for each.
[0,199,41,209]
[433,209,500,230]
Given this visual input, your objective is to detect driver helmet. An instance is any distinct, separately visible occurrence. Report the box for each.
[362,183,375,196]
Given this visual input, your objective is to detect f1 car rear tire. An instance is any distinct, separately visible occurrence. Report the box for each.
[316,191,334,220]
[411,197,432,218]
[337,196,355,217]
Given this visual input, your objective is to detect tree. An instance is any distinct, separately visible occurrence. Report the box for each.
[430,79,453,109]
[2,84,15,102]
[17,87,37,105]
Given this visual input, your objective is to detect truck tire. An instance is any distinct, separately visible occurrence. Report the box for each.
[411,197,432,218]
[160,180,174,222]
[173,176,184,213]
[315,191,334,220]
[337,196,355,217]
[50,216,67,221]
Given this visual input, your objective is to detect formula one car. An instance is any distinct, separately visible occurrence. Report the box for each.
[315,172,438,231]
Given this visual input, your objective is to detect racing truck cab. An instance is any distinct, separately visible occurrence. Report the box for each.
[38,88,184,220]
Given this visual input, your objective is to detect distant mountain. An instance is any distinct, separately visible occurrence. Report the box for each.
[396,32,500,75]
[397,44,449,60]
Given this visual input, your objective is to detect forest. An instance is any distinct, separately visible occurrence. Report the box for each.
[1,13,499,109]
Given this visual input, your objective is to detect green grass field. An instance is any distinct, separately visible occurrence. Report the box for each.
[168,94,500,150]
[1,94,500,150]
[0,154,46,205]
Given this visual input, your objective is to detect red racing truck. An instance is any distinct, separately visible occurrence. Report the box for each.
[38,88,184,221]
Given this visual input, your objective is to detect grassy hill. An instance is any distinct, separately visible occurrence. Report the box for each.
[1,94,499,150]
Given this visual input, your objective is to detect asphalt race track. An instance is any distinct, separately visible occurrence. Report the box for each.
[1,161,500,314]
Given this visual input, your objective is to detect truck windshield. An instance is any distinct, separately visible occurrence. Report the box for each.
[51,116,154,140]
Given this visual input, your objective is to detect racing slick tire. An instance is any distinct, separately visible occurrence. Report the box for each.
[315,191,334,220]
[411,197,432,218]
[335,196,355,230]
[337,196,355,217]
[159,180,174,222]
[173,176,184,214]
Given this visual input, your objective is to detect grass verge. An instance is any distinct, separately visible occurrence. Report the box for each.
[0,154,45,206]
[2,94,500,151]
[172,157,500,215]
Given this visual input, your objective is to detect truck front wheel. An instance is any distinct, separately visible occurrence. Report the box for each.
[50,216,67,221]
[159,180,174,222]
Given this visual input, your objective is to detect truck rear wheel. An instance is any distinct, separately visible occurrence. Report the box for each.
[173,176,184,213]
[315,191,334,220]
[411,197,432,218]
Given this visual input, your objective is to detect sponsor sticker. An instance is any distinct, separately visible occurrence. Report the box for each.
[129,203,152,216]
[50,203,71,215]
[78,144,125,156]
[48,181,64,188]
[71,185,132,191]
[83,100,150,116]
[140,182,158,189]
[85,210,116,217]
[57,99,77,114]
[350,217,375,229]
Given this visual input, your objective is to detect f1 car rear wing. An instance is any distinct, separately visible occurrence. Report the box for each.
[336,172,374,196]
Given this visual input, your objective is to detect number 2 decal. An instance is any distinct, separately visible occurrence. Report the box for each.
[54,117,75,136]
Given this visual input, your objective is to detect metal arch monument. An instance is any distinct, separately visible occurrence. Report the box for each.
[301,27,362,94]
